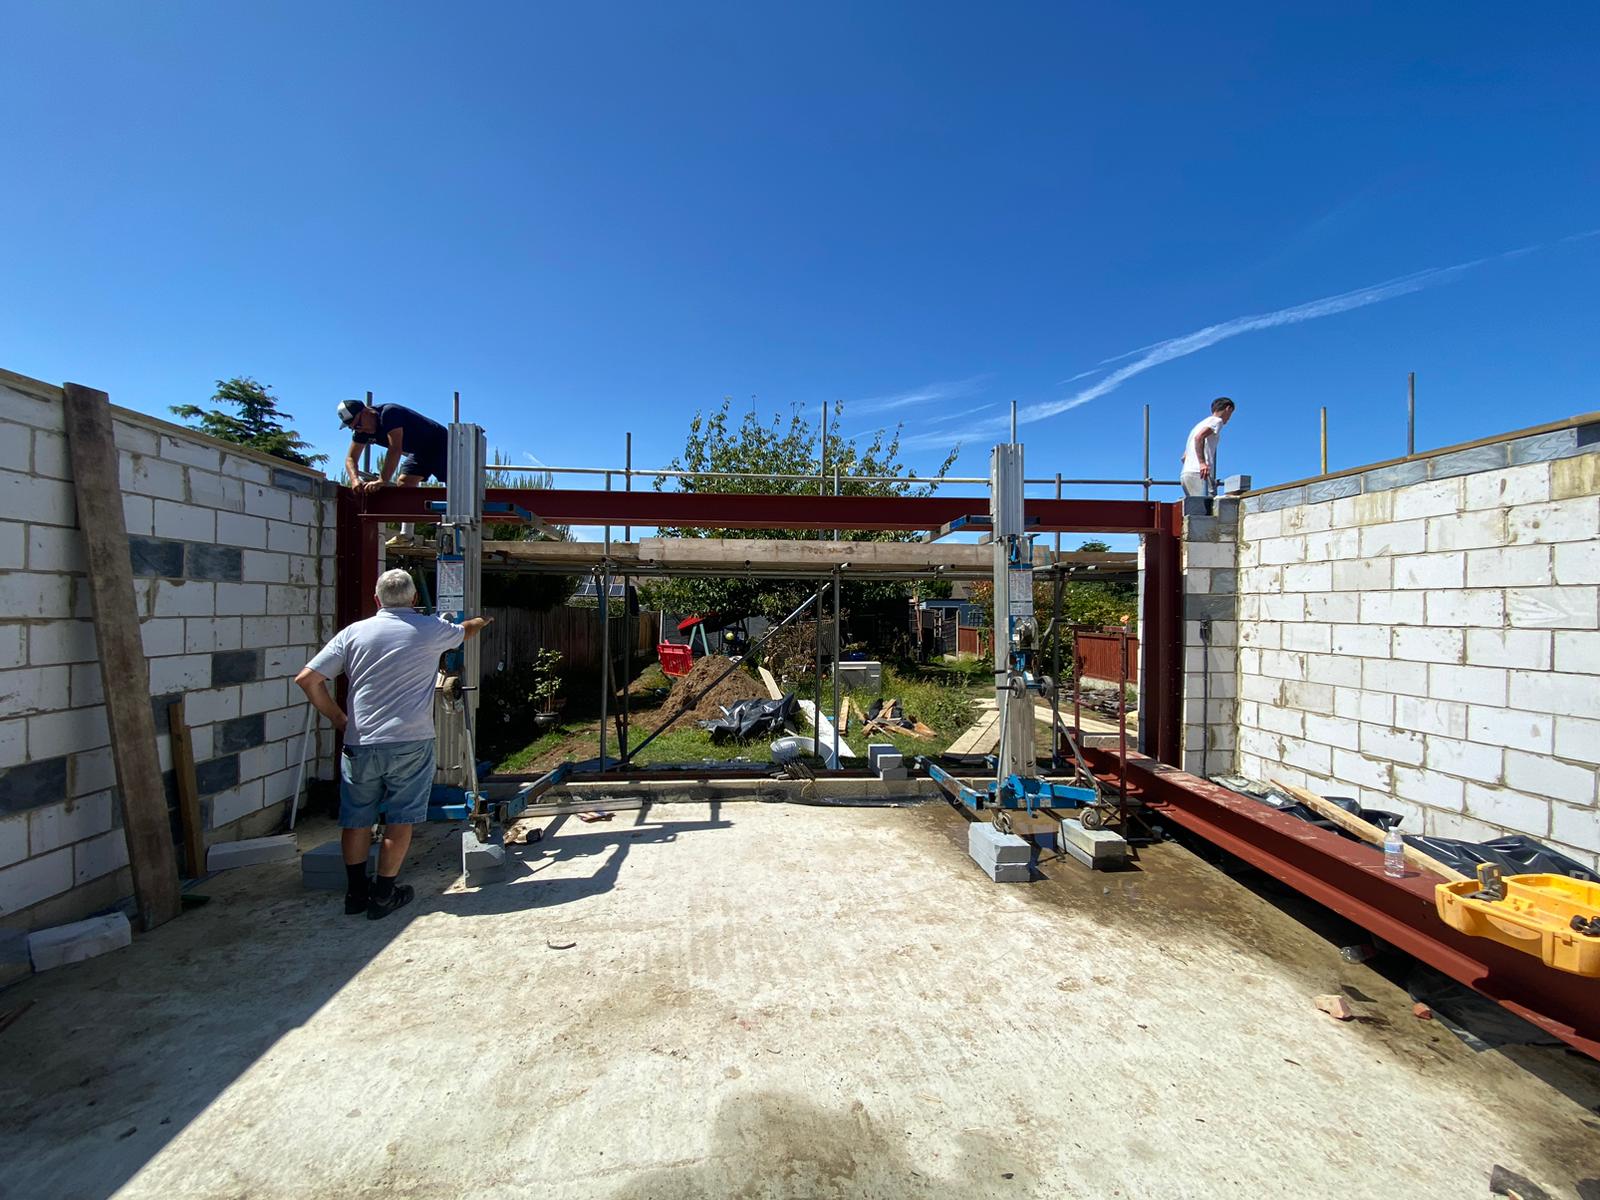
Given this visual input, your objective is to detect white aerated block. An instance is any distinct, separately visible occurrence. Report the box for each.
[206,833,298,872]
[28,913,131,971]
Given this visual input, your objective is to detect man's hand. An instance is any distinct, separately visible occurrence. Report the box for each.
[296,667,349,732]
[462,616,495,640]
[1199,463,1211,479]
[359,478,386,494]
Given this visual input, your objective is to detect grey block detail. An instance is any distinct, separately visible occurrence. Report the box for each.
[0,928,30,987]
[984,862,1032,883]
[271,468,316,495]
[0,756,69,815]
[1578,422,1600,448]
[1184,515,1221,542]
[1184,594,1235,621]
[866,743,899,771]
[1429,443,1509,480]
[873,752,904,772]
[211,649,261,686]
[1209,569,1238,594]
[1181,497,1212,517]
[195,754,240,798]
[1213,497,1241,525]
[1249,486,1307,513]
[877,767,909,781]
[1509,428,1579,464]
[1360,460,1429,492]
[216,713,266,753]
[186,543,243,581]
[1219,476,1250,497]
[301,838,380,890]
[463,828,508,885]
[1059,818,1129,864]
[28,913,132,971]
[1306,476,1361,503]
[128,535,185,578]
[969,821,1031,865]
[150,693,181,735]
[206,834,297,871]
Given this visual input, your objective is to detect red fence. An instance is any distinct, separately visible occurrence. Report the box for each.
[1075,631,1139,684]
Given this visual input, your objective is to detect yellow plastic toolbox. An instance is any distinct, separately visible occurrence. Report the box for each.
[1435,874,1600,977]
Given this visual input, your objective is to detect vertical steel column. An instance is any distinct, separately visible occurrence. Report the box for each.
[815,403,826,759]
[1407,372,1416,456]
[1141,502,1183,765]
[435,421,485,788]
[1142,404,1151,502]
[621,433,632,761]
[831,565,841,767]
[599,471,611,771]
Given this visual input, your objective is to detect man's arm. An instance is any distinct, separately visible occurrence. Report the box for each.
[344,438,366,488]
[461,616,493,640]
[1191,426,1215,477]
[295,666,348,732]
[359,428,407,493]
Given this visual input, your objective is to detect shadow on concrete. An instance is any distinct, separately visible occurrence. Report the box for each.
[0,801,734,1200]
[605,1090,1037,1200]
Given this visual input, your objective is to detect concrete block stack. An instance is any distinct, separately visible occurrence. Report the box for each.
[1220,418,1600,868]
[967,820,1032,882]
[0,370,338,932]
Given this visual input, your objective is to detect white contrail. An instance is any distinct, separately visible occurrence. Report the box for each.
[854,374,988,415]
[908,231,1596,449]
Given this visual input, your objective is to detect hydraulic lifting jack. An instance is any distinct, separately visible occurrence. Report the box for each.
[924,439,1104,833]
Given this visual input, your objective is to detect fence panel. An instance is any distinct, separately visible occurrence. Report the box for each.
[1075,631,1139,684]
[481,605,659,681]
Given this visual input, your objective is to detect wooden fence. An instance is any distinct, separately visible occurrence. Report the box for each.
[1075,631,1139,684]
[480,605,660,681]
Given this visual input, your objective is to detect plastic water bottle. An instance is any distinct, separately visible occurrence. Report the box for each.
[1383,824,1405,878]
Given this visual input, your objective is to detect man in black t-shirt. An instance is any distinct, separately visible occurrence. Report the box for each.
[338,399,452,546]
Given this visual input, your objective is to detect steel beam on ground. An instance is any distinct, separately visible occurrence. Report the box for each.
[1099,748,1600,1061]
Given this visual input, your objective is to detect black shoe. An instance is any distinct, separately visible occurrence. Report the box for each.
[366,884,415,921]
[344,893,368,916]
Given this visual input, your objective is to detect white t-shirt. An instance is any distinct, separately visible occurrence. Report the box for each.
[306,607,465,745]
[1182,414,1223,474]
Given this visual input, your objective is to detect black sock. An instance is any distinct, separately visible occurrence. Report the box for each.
[345,863,370,896]
[371,873,397,901]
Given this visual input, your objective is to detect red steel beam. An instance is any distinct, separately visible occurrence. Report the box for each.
[1095,748,1600,1060]
[354,486,1170,534]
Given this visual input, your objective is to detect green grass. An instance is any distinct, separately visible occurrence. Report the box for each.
[493,723,576,773]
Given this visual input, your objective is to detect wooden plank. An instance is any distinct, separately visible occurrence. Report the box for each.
[757,666,783,700]
[1272,780,1468,883]
[947,709,1002,755]
[62,383,181,929]
[168,699,205,878]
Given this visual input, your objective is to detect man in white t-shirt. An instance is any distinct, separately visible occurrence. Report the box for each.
[296,569,492,919]
[1180,397,1236,499]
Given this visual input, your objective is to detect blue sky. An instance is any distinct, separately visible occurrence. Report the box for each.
[3,2,1597,526]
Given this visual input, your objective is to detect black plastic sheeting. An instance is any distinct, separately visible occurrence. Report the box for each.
[1215,776,1599,884]
[699,695,799,744]
[1401,833,1598,883]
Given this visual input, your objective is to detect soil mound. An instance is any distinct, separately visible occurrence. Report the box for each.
[656,655,768,725]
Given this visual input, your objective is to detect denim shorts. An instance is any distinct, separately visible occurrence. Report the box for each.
[340,738,435,827]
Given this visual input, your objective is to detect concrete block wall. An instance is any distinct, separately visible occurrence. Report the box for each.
[0,370,338,931]
[1226,417,1600,869]
[1180,500,1240,777]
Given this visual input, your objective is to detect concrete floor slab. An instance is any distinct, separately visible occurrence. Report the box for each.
[0,802,1597,1199]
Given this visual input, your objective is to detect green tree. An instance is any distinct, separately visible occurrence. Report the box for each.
[638,399,958,622]
[171,377,324,467]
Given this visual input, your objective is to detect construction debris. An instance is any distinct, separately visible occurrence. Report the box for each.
[1313,994,1354,1021]
[28,913,132,972]
[207,834,298,873]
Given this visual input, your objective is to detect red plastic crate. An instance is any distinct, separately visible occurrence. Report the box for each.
[658,643,694,678]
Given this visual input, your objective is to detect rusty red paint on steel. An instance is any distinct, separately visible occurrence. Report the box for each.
[1095,748,1600,1061]
[355,486,1169,534]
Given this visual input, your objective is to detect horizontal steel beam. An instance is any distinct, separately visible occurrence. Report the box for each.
[1094,748,1600,1060]
[355,486,1170,534]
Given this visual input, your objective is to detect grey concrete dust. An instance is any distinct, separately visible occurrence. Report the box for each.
[1,801,1597,1200]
